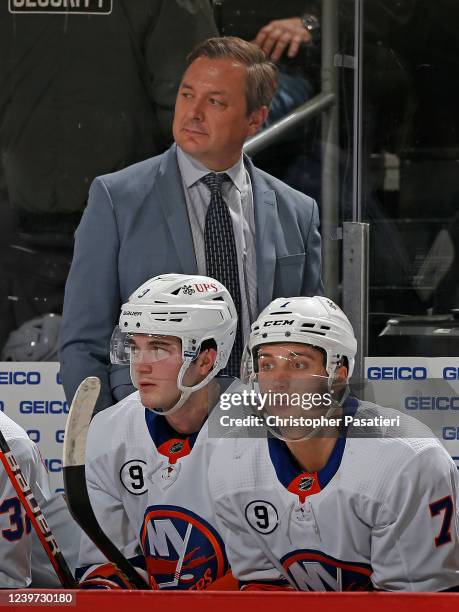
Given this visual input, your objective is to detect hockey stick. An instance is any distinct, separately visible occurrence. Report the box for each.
[63,377,151,590]
[0,430,76,588]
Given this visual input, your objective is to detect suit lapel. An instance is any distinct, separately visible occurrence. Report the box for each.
[245,156,277,312]
[153,148,277,310]
[155,146,198,274]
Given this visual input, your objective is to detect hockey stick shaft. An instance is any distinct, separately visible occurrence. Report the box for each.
[0,431,76,588]
[63,377,152,590]
[64,464,151,589]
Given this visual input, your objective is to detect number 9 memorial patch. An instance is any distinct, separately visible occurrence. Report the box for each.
[120,460,147,495]
[245,500,278,534]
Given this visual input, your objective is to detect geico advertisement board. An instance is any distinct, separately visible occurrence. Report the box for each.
[365,358,459,467]
[0,360,457,493]
[0,362,67,493]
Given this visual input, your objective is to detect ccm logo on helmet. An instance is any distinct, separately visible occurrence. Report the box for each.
[263,320,294,327]
[122,311,142,316]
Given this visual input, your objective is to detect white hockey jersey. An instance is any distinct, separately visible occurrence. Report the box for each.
[209,398,459,592]
[78,387,236,590]
[0,411,51,588]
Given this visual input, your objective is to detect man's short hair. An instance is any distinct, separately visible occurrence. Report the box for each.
[187,36,278,115]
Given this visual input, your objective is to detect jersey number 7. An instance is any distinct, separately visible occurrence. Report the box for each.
[429,496,453,547]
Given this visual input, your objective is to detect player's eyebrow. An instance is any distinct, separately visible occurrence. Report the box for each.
[130,337,177,349]
[258,350,314,359]
[258,351,290,359]
[145,339,176,347]
[287,350,314,358]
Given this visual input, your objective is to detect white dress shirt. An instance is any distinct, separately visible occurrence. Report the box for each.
[176,146,258,342]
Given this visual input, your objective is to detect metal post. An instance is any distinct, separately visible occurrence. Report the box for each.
[343,222,369,382]
[352,0,364,222]
[341,0,368,381]
[320,0,340,301]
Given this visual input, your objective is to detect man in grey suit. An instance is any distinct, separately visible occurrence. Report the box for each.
[60,37,323,413]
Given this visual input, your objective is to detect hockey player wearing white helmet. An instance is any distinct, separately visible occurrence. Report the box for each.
[210,296,459,592]
[77,274,239,590]
[244,296,356,445]
[110,274,236,419]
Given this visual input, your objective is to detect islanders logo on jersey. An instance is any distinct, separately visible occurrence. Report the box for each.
[281,549,373,591]
[140,505,228,590]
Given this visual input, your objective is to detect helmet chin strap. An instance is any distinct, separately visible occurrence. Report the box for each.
[134,356,220,416]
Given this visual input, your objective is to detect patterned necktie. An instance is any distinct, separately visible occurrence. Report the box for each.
[201,172,243,377]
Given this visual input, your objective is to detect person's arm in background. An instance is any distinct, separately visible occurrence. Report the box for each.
[59,178,122,413]
[254,17,313,62]
[144,0,218,149]
[252,2,320,62]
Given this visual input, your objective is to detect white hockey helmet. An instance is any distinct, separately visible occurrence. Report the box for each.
[247,296,357,380]
[1,314,61,362]
[110,274,237,414]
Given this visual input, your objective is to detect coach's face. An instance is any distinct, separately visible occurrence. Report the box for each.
[173,56,267,171]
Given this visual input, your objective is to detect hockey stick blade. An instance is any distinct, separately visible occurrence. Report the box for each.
[0,431,76,588]
[63,377,151,590]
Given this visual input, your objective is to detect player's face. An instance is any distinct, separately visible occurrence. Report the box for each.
[257,343,328,392]
[256,343,331,440]
[257,343,329,412]
[130,335,184,410]
[173,57,267,171]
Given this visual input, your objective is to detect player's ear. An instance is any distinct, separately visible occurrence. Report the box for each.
[335,365,348,383]
[197,347,218,376]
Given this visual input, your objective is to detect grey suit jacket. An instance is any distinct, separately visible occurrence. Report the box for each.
[60,145,323,412]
